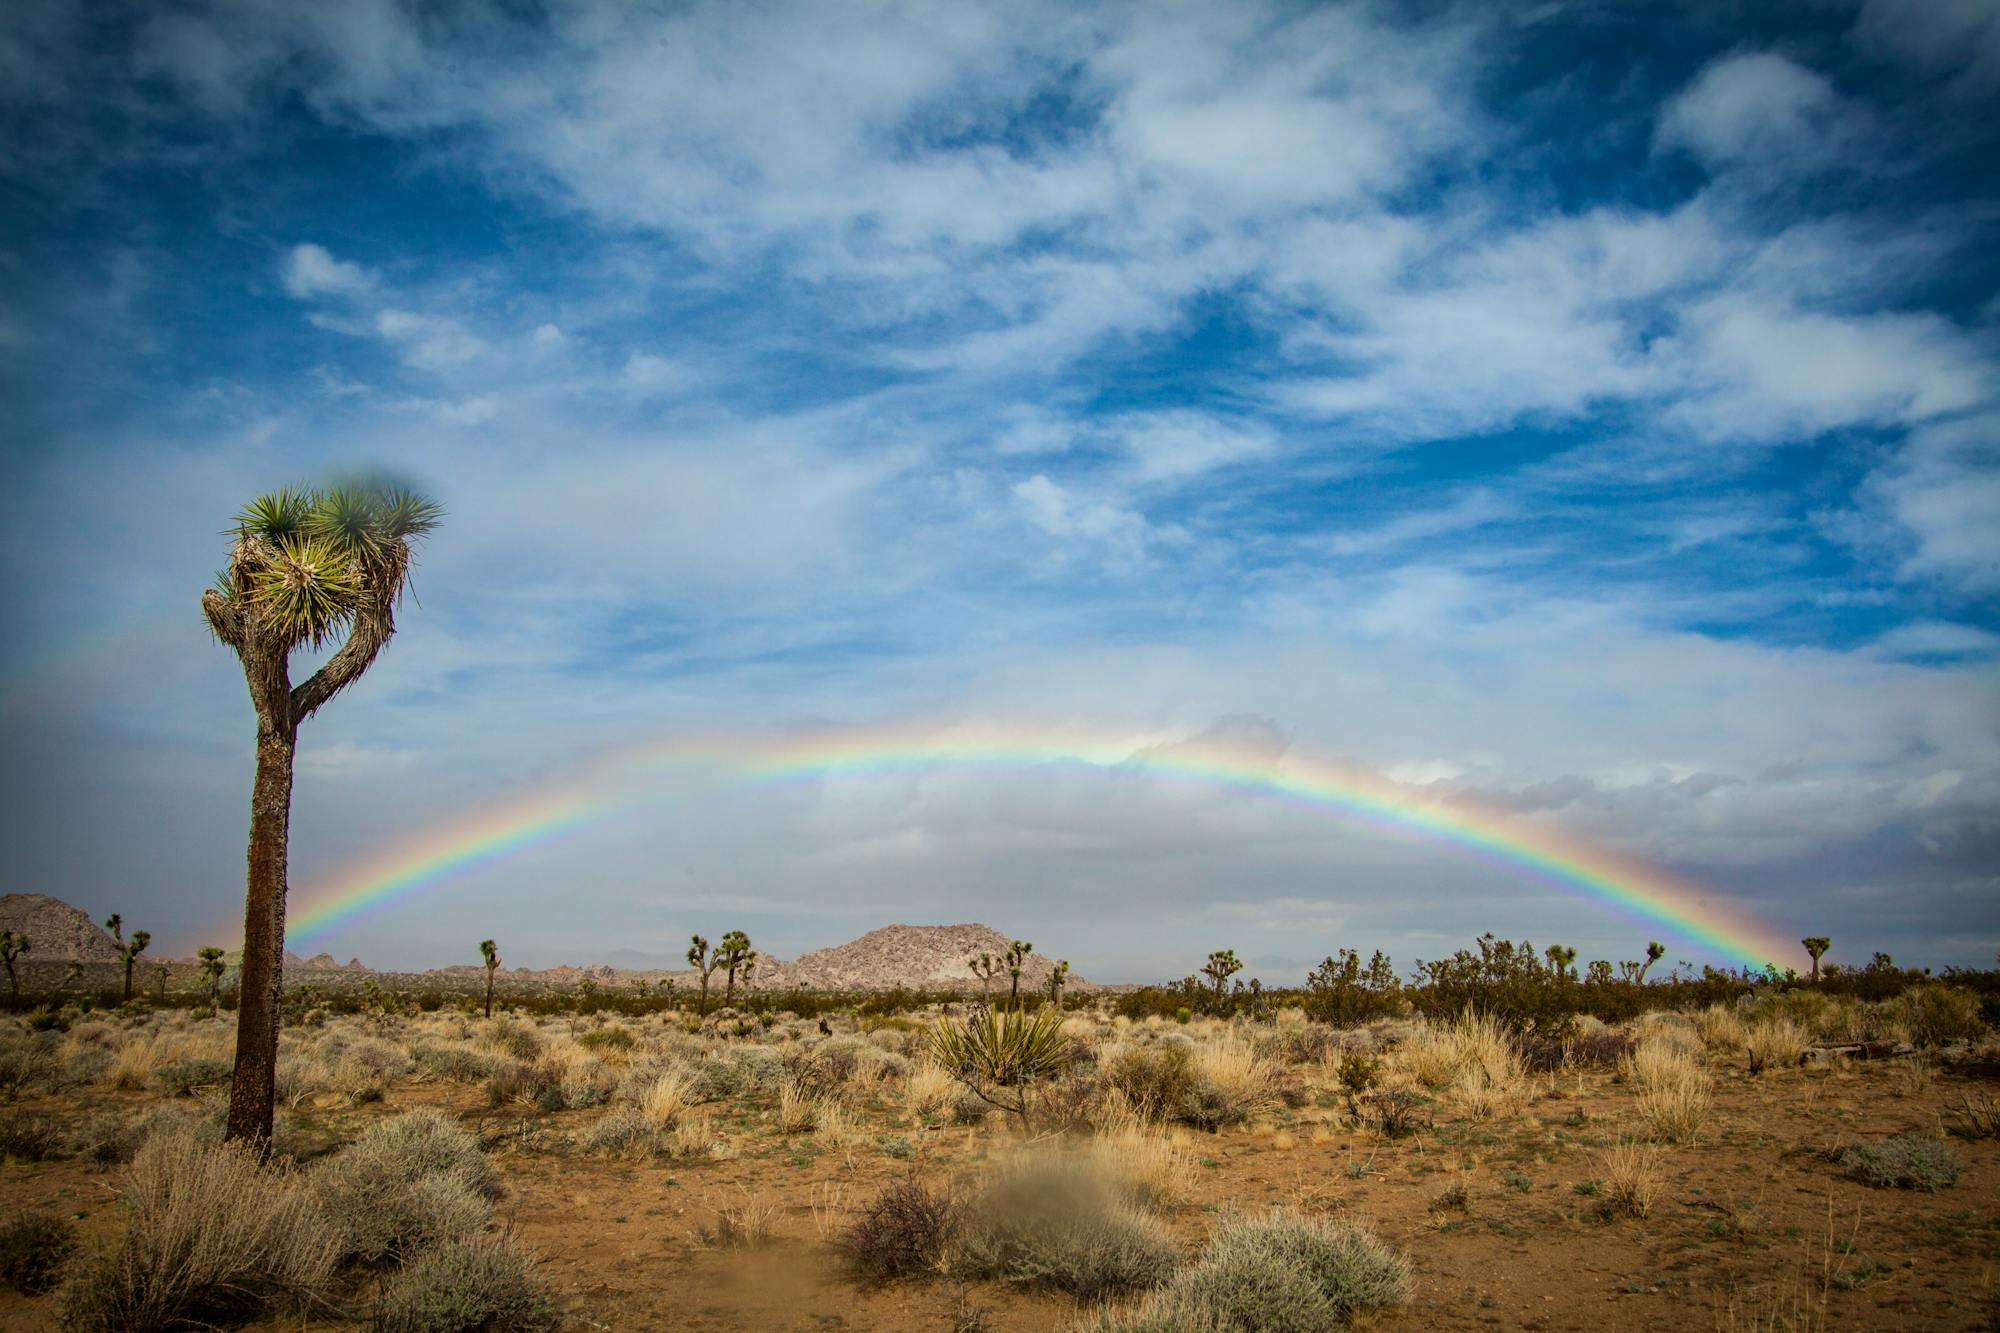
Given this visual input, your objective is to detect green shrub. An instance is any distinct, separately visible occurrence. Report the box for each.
[1839,1136,1960,1191]
[576,1024,634,1052]
[835,1179,961,1283]
[0,1111,66,1162]
[1099,1210,1409,1332]
[62,1129,338,1332]
[154,1058,234,1097]
[1107,1045,1199,1121]
[412,1044,498,1083]
[1889,985,1985,1048]
[953,1160,1178,1300]
[310,1111,496,1265]
[0,1211,75,1294]
[375,1239,558,1333]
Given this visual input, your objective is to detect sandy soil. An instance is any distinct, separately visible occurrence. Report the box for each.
[3,1028,1996,1331]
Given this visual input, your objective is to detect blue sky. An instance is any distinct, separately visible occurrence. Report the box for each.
[1,0,1995,979]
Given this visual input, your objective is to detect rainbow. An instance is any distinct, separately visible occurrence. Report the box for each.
[283,722,1796,966]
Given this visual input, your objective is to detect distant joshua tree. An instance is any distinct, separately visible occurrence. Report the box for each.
[1048,959,1070,1009]
[198,947,227,1018]
[1802,937,1831,983]
[1544,944,1577,982]
[479,939,501,1018]
[1004,939,1033,1008]
[1637,942,1666,984]
[119,929,151,1003]
[1202,948,1242,1001]
[0,930,27,1007]
[688,935,721,1018]
[62,960,82,993]
[155,960,171,1001]
[716,930,757,1005]
[968,952,1003,1005]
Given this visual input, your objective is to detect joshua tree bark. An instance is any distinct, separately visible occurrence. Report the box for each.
[688,935,719,1018]
[120,930,151,1003]
[1004,939,1032,1009]
[717,930,756,1006]
[1202,948,1242,1002]
[480,939,500,1018]
[198,946,226,1018]
[204,481,440,1149]
[0,931,26,1008]
[968,952,1002,1005]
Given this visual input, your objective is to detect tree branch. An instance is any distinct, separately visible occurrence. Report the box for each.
[290,586,395,722]
[201,588,245,648]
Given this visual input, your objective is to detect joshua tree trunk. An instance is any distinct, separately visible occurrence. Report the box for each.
[483,965,496,1019]
[227,718,296,1146]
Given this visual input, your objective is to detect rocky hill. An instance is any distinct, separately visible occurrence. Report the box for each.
[751,924,1084,994]
[0,893,124,962]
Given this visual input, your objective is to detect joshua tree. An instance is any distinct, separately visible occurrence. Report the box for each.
[968,952,1003,1005]
[1637,941,1666,984]
[119,930,151,1003]
[717,930,757,1005]
[1048,959,1070,1009]
[1544,944,1577,982]
[688,935,721,1018]
[1802,936,1830,983]
[479,939,501,1018]
[0,931,26,1007]
[1004,939,1033,1008]
[155,960,171,1001]
[62,960,82,993]
[1201,948,1242,1001]
[104,913,122,945]
[203,478,441,1148]
[197,947,227,1018]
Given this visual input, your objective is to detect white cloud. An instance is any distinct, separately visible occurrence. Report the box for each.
[1656,51,1862,175]
[281,243,373,300]
[1012,474,1160,561]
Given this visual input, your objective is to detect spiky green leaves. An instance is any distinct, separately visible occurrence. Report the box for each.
[245,535,364,648]
[928,1004,1070,1088]
[216,478,441,654]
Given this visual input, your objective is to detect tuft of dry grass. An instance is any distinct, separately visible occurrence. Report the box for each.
[1089,1124,1195,1209]
[1623,1038,1713,1144]
[776,1081,819,1134]
[906,1063,959,1121]
[1396,1010,1524,1109]
[62,1127,338,1331]
[1598,1142,1665,1218]
[1743,1017,1809,1074]
[638,1065,698,1128]
[1696,1004,1748,1053]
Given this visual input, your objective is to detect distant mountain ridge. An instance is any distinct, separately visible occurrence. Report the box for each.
[754,924,1083,993]
[0,898,1087,994]
[0,894,124,962]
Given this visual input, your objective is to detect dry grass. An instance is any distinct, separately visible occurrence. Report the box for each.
[1621,1037,1713,1143]
[1696,1004,1748,1053]
[1088,1122,1196,1209]
[1743,1016,1809,1074]
[63,1127,338,1331]
[1395,1010,1525,1116]
[637,1065,698,1128]
[906,1062,959,1120]
[1599,1142,1665,1218]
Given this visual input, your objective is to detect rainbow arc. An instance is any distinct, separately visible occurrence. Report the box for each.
[282,722,1794,967]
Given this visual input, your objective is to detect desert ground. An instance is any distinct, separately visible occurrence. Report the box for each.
[2,980,1997,1332]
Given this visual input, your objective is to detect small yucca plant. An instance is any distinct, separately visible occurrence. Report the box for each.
[928,1005,1070,1128]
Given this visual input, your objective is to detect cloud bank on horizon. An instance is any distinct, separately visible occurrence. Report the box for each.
[0,0,1995,980]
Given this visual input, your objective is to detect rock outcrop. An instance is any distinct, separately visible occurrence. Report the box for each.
[0,894,124,962]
